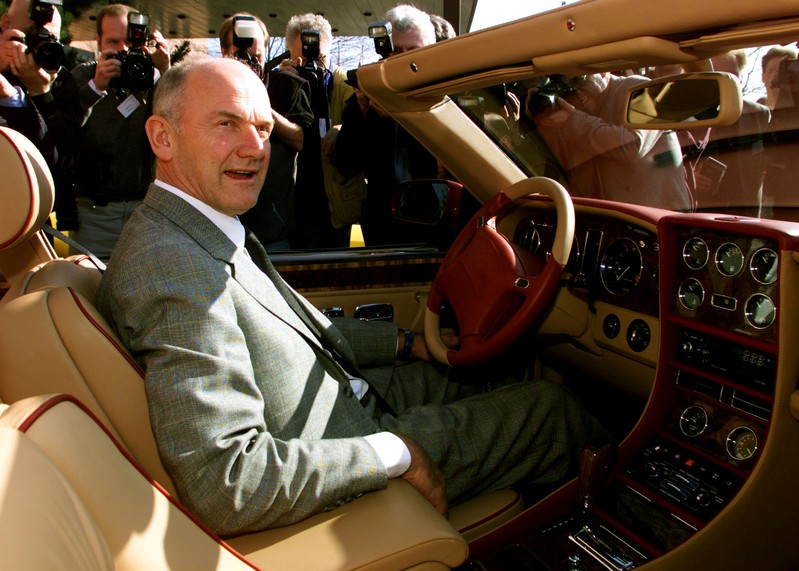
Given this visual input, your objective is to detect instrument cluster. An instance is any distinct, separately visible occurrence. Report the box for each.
[673,230,779,340]
[513,210,660,317]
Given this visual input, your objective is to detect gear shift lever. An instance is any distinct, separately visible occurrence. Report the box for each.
[577,439,617,526]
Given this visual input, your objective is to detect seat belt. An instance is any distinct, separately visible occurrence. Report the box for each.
[41,225,107,272]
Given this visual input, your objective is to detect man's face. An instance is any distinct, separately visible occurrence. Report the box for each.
[390,28,432,55]
[159,60,273,217]
[98,13,128,53]
[2,0,61,36]
[287,33,330,67]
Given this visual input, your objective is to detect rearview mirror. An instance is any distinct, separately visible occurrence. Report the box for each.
[625,71,742,130]
[393,179,463,226]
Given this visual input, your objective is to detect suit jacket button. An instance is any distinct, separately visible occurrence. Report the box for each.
[343,385,354,398]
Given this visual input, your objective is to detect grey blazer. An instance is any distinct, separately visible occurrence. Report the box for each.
[97,184,401,534]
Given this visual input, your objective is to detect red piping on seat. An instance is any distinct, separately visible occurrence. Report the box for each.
[15,393,263,571]
[67,287,145,376]
[0,130,37,251]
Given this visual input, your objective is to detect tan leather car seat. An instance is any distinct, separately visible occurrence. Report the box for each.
[0,126,521,552]
[0,394,261,570]
[0,393,476,570]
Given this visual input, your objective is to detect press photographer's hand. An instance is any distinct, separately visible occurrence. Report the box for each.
[9,48,57,96]
[94,50,123,91]
[0,29,26,74]
[147,30,170,74]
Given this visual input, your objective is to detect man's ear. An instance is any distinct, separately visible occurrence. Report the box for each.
[145,115,175,161]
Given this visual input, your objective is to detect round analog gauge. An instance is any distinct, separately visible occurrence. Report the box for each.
[750,248,778,285]
[683,237,709,270]
[678,278,705,311]
[744,293,776,329]
[520,221,542,255]
[715,242,745,277]
[679,405,709,437]
[726,426,758,461]
[600,238,643,295]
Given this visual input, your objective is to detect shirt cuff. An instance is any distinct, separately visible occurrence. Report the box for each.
[0,86,27,108]
[363,432,411,478]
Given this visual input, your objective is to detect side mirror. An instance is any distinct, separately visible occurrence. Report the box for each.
[624,71,742,129]
[393,179,463,226]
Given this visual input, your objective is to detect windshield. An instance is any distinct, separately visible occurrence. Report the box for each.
[452,43,799,220]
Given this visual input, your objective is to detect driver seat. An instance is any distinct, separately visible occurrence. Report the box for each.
[0,126,523,549]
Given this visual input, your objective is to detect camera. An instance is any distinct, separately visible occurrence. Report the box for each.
[110,12,154,92]
[298,29,326,98]
[231,15,262,78]
[368,21,393,59]
[344,23,394,90]
[526,74,580,115]
[24,0,65,72]
[300,28,321,66]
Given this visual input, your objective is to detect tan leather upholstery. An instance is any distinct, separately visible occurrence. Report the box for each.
[0,127,516,561]
[0,127,58,285]
[0,394,468,570]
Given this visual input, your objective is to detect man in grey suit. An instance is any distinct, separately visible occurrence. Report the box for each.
[97,57,608,535]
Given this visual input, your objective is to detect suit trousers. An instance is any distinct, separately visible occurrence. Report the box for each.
[376,360,609,504]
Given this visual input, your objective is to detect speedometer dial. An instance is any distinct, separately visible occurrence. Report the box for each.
[600,238,643,296]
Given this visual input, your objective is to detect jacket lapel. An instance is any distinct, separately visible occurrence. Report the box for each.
[143,185,325,351]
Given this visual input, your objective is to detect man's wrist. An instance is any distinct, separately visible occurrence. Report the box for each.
[398,328,414,360]
[363,432,411,478]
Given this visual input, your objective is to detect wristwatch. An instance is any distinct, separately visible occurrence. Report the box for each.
[399,328,415,360]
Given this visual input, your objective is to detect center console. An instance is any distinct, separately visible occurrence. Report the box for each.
[458,217,783,570]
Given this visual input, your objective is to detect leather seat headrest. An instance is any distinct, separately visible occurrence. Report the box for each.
[0,127,55,251]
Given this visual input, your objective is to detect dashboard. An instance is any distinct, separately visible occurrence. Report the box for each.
[470,201,799,570]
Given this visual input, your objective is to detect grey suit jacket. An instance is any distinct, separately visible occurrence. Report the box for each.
[97,184,401,534]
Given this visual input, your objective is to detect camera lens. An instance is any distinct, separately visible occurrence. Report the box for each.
[33,40,65,72]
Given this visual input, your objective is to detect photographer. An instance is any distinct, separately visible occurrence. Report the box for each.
[334,4,440,247]
[279,13,362,249]
[218,13,313,250]
[526,72,693,211]
[1,0,81,230]
[70,3,169,260]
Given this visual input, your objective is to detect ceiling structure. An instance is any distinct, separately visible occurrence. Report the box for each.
[65,0,477,42]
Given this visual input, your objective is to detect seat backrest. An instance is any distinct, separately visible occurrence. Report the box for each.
[0,394,259,570]
[0,125,175,494]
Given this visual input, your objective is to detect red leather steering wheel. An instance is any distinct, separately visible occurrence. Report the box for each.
[424,177,575,366]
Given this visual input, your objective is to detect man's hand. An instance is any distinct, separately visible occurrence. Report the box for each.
[148,30,170,74]
[0,29,27,75]
[408,331,459,362]
[8,49,57,97]
[529,95,574,128]
[278,57,302,76]
[0,72,16,98]
[93,49,123,92]
[395,433,448,516]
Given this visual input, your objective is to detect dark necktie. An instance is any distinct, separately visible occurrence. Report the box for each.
[243,230,397,416]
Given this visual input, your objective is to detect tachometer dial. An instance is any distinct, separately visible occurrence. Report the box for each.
[715,242,744,277]
[683,237,709,270]
[726,426,758,461]
[600,238,643,295]
[750,248,778,285]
